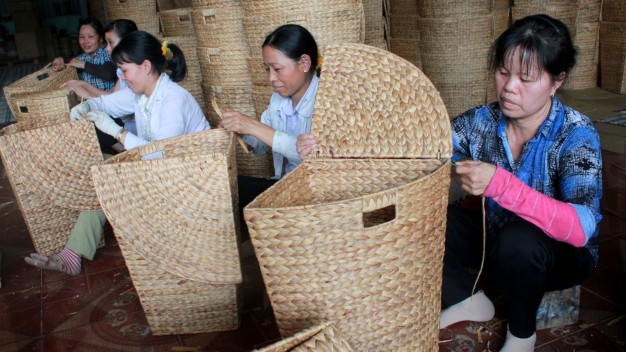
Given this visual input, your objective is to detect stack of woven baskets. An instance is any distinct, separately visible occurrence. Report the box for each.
[513,0,602,90]
[416,0,508,117]
[385,0,421,68]
[244,43,451,351]
[362,0,386,49]
[158,1,206,118]
[599,0,626,93]
[105,0,161,36]
[91,129,242,335]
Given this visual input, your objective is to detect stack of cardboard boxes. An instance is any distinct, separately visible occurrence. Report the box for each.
[11,0,41,62]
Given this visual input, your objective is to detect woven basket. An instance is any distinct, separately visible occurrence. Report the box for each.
[197,47,252,87]
[568,21,599,89]
[254,322,353,352]
[389,37,422,69]
[10,88,79,123]
[244,43,451,351]
[0,120,103,255]
[601,0,626,22]
[105,0,160,36]
[191,3,249,51]
[416,0,492,17]
[242,2,364,59]
[511,2,579,32]
[3,66,78,118]
[599,21,626,93]
[159,7,194,37]
[90,129,242,335]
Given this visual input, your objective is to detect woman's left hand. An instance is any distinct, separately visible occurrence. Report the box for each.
[66,58,86,69]
[453,160,497,196]
[219,109,258,135]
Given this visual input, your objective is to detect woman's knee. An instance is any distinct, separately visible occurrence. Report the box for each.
[491,221,551,271]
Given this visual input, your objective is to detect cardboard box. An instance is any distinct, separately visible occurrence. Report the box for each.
[15,31,40,60]
[13,10,39,33]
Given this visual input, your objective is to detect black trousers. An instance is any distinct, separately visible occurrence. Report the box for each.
[442,205,596,338]
[237,175,277,241]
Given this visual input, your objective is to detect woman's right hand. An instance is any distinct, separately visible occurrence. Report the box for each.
[219,109,258,135]
[296,134,318,160]
[51,57,66,72]
[62,80,93,100]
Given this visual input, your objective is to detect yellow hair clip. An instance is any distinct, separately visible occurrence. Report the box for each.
[161,41,173,60]
[316,54,323,70]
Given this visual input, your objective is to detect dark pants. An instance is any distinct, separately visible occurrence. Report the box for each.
[237,175,277,241]
[442,205,596,338]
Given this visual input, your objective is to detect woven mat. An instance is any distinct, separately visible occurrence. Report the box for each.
[0,64,44,124]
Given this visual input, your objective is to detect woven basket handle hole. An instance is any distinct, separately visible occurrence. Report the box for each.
[363,205,396,228]
[18,105,29,113]
[179,14,190,22]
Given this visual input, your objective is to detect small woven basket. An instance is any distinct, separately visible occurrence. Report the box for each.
[10,88,79,123]
[90,129,242,335]
[244,43,451,351]
[191,3,249,51]
[254,322,353,352]
[0,120,103,255]
[3,66,78,118]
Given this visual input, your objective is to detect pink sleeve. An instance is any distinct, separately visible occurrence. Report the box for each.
[483,166,586,247]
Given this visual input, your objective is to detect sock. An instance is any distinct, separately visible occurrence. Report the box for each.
[440,291,495,328]
[24,248,82,276]
[500,329,536,352]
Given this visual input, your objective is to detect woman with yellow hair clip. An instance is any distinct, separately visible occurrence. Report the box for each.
[24,30,210,276]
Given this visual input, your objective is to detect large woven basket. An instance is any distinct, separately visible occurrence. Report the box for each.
[10,88,79,123]
[254,322,353,352]
[159,7,194,37]
[242,1,364,59]
[244,43,451,351]
[0,120,103,255]
[599,21,626,93]
[3,66,78,118]
[90,129,242,335]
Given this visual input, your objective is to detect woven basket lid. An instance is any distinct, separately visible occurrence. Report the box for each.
[311,43,452,159]
[91,129,242,284]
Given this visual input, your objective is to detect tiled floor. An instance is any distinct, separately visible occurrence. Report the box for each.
[0,143,624,351]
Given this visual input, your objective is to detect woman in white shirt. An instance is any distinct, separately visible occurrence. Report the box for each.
[219,24,320,219]
[220,24,320,245]
[25,30,211,276]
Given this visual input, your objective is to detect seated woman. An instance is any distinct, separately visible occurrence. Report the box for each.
[219,24,320,214]
[62,19,138,100]
[51,17,117,92]
[24,30,211,276]
[439,15,603,352]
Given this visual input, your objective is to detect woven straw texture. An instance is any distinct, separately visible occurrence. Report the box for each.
[311,44,451,159]
[159,7,194,37]
[160,36,205,112]
[602,0,626,22]
[0,120,102,255]
[191,3,249,51]
[362,0,385,47]
[512,1,579,32]
[197,47,252,87]
[105,0,160,36]
[418,14,493,117]
[255,322,353,352]
[416,0,492,17]
[568,21,600,89]
[3,66,78,118]
[10,88,78,123]
[91,129,242,334]
[599,21,626,93]
[244,43,451,351]
[242,1,365,58]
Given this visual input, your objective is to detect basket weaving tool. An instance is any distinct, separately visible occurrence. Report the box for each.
[210,97,249,154]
